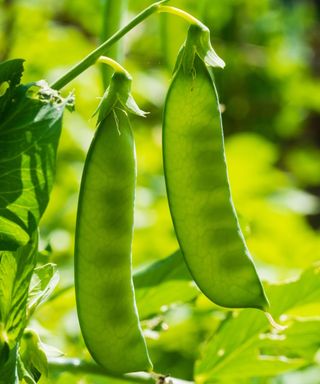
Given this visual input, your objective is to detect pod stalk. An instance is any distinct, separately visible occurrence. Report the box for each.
[157,5,204,27]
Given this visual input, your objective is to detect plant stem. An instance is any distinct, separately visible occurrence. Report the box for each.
[100,0,127,88]
[47,358,194,384]
[48,358,154,383]
[98,56,129,76]
[0,0,16,61]
[157,6,203,27]
[50,0,169,91]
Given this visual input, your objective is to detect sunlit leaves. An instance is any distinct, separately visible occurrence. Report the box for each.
[0,233,38,349]
[27,263,59,318]
[266,263,320,317]
[0,59,70,381]
[18,329,49,383]
[134,250,198,319]
[195,264,320,383]
[0,62,72,250]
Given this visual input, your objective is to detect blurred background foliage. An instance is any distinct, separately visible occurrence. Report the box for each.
[1,0,320,383]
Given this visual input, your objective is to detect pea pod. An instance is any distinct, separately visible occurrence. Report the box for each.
[75,107,152,373]
[162,26,269,310]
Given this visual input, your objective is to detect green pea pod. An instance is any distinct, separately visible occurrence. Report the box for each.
[75,107,152,373]
[162,27,269,310]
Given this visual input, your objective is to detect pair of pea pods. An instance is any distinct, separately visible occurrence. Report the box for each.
[74,25,269,374]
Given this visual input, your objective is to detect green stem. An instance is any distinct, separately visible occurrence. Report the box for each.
[48,358,154,383]
[157,5,204,27]
[0,0,16,61]
[98,56,129,76]
[100,0,127,88]
[47,358,194,384]
[50,0,169,91]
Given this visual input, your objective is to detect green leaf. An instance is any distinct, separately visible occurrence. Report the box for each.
[0,344,19,384]
[134,251,198,319]
[266,262,320,318]
[0,233,38,349]
[195,310,304,383]
[136,279,198,319]
[19,329,49,382]
[0,59,24,118]
[133,250,192,287]
[260,318,320,361]
[0,62,72,251]
[17,354,37,384]
[0,59,23,85]
[27,263,59,318]
[195,264,320,383]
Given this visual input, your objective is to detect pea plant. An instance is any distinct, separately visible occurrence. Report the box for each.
[0,1,319,383]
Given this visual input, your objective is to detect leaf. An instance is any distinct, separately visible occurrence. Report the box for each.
[0,344,19,384]
[195,310,304,383]
[0,60,73,251]
[260,318,320,361]
[195,264,320,383]
[133,250,192,287]
[137,280,198,319]
[133,251,199,319]
[0,233,38,349]
[17,355,37,384]
[0,59,24,118]
[0,59,23,85]
[0,94,63,250]
[27,263,59,318]
[19,329,49,382]
[266,262,320,318]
